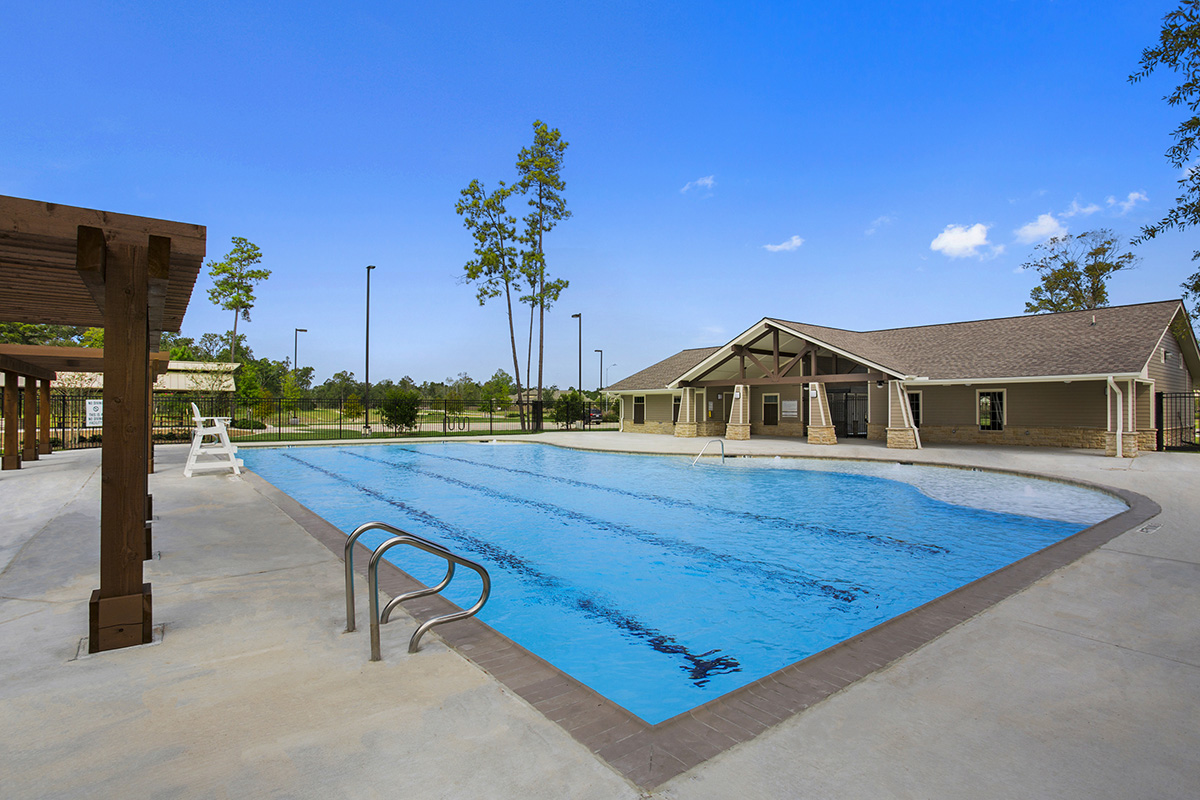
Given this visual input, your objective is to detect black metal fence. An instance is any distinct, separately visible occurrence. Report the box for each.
[1156,391,1199,450]
[15,394,619,451]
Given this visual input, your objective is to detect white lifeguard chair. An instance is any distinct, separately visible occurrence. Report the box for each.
[183,403,243,478]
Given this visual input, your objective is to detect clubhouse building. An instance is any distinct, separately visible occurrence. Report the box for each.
[606,300,1200,457]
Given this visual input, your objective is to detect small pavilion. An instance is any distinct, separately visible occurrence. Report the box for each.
[0,195,205,653]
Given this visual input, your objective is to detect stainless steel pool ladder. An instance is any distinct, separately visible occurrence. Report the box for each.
[691,439,725,466]
[344,521,492,661]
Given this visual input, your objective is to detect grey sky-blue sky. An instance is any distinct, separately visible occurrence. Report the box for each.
[2,1,1192,389]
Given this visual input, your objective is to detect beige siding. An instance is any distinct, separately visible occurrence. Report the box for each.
[1147,329,1194,393]
[1136,382,1153,430]
[920,381,1107,428]
[645,394,675,423]
[748,385,803,425]
[868,382,887,427]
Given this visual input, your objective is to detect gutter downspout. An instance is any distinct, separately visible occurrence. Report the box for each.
[1107,376,1123,458]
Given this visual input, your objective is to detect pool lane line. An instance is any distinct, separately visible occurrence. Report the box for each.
[278,451,742,686]
[344,449,867,604]
[389,444,950,557]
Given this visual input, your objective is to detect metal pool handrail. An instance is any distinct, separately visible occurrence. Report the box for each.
[345,521,455,633]
[691,439,725,466]
[351,524,490,661]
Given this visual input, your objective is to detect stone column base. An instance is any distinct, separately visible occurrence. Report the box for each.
[1105,432,1138,458]
[808,425,838,445]
[725,423,751,441]
[887,427,919,449]
[674,422,698,438]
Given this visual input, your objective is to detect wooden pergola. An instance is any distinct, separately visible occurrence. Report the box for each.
[0,195,205,653]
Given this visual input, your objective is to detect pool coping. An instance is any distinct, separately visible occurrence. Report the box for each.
[242,450,1161,791]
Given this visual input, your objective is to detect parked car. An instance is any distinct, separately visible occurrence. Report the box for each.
[588,408,604,422]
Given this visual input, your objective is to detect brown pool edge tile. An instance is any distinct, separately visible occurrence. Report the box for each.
[242,463,1161,792]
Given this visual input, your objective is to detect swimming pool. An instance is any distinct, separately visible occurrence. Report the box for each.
[242,442,1127,724]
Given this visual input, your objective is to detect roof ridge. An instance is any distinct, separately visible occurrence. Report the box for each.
[770,298,1182,335]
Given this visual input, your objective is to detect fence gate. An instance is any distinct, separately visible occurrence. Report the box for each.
[1156,391,1199,450]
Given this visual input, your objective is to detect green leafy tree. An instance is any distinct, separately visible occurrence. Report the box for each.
[206,237,269,361]
[1022,230,1138,314]
[160,332,198,360]
[253,387,275,420]
[481,368,515,413]
[552,390,585,429]
[1130,1,1200,310]
[456,178,528,428]
[80,327,104,348]
[515,121,572,409]
[0,323,85,345]
[236,361,261,404]
[380,387,421,431]
[197,331,250,362]
[344,393,363,420]
[281,372,304,418]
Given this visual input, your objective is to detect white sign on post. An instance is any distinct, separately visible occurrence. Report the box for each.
[86,399,103,428]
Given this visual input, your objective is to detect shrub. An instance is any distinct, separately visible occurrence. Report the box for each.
[232,418,267,430]
[380,388,421,431]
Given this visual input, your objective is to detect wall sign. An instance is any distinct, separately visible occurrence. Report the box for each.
[782,399,799,418]
[85,399,103,427]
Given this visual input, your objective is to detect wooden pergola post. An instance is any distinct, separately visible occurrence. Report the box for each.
[88,238,159,653]
[2,370,19,469]
[38,379,52,454]
[22,377,38,461]
[1,195,205,656]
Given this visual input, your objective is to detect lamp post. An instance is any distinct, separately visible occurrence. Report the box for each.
[292,328,307,425]
[364,265,375,435]
[594,349,603,414]
[571,313,582,393]
[294,328,307,378]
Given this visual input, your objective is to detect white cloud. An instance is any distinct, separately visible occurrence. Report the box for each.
[930,223,992,258]
[680,175,715,194]
[1107,191,1148,214]
[1062,199,1101,218]
[763,235,805,252]
[865,215,893,236]
[1015,213,1067,244]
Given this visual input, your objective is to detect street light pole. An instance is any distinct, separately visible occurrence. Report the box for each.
[594,348,603,415]
[294,328,307,378]
[364,265,375,435]
[292,327,307,425]
[571,313,582,393]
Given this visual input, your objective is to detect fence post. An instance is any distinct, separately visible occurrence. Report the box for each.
[1155,391,1164,452]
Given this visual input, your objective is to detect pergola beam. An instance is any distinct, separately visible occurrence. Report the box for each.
[686,371,886,388]
[0,351,56,383]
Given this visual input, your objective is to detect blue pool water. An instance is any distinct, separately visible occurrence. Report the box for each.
[242,442,1126,723]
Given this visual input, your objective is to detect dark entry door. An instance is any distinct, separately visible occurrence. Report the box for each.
[763,395,779,426]
[830,391,868,437]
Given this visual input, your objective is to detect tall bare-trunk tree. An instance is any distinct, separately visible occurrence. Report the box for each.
[206,237,269,363]
[516,121,572,412]
[455,179,528,429]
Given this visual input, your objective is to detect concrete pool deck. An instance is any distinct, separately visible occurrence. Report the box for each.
[1,434,1197,798]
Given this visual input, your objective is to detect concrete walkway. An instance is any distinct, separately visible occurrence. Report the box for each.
[1,434,1197,798]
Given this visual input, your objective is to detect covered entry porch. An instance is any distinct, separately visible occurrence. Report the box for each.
[670,321,921,448]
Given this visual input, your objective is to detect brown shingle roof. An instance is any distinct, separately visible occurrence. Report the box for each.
[612,301,1192,391]
[606,346,721,391]
[769,300,1186,379]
